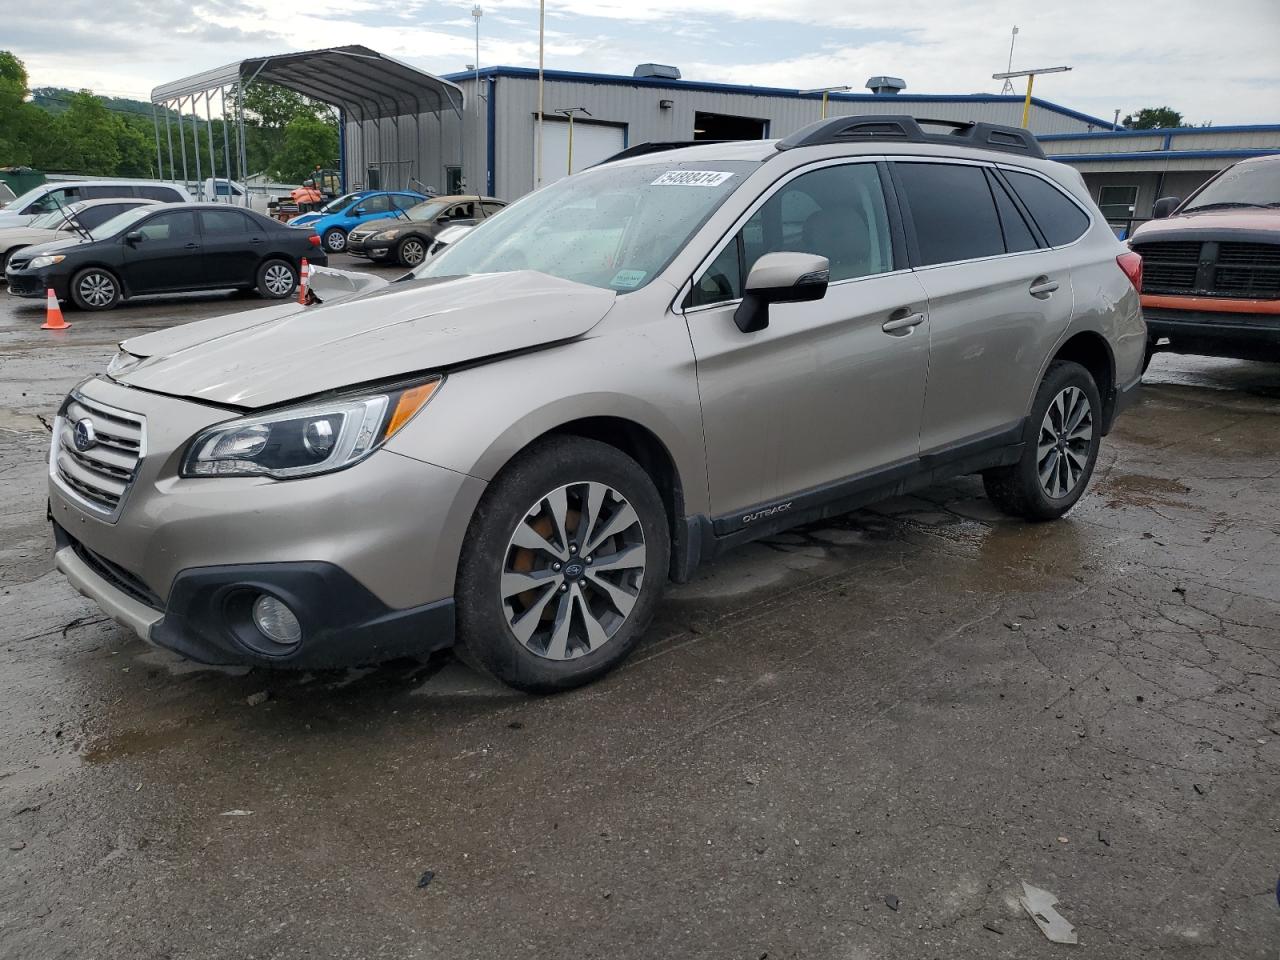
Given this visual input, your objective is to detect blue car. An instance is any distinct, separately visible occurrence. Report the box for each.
[290,190,428,253]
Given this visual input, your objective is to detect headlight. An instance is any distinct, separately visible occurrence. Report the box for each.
[373,228,403,240]
[29,254,65,269]
[182,378,442,479]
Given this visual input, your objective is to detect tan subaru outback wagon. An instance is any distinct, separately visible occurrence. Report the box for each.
[49,116,1145,692]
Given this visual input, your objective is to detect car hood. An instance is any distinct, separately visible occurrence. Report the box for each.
[0,225,63,247]
[113,271,618,408]
[1131,207,1280,243]
[288,212,324,226]
[10,235,92,259]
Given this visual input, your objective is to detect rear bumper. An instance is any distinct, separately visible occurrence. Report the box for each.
[53,520,455,668]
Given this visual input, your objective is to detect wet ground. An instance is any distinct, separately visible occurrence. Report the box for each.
[1,271,1278,958]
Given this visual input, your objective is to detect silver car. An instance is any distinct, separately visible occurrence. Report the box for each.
[48,116,1145,692]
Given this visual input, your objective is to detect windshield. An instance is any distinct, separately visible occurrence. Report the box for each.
[6,185,52,212]
[29,209,73,230]
[88,206,152,241]
[415,160,755,291]
[406,200,451,221]
[321,192,363,213]
[1183,160,1280,212]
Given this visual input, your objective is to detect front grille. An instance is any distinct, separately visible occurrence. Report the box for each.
[64,529,163,610]
[50,392,145,522]
[1136,239,1280,299]
[347,230,373,243]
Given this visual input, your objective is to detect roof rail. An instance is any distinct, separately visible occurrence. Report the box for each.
[775,115,1045,159]
[597,140,731,165]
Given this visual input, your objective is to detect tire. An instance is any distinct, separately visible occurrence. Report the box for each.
[69,267,121,311]
[455,436,671,693]
[256,259,298,299]
[323,228,347,253]
[983,360,1103,522]
[396,236,428,267]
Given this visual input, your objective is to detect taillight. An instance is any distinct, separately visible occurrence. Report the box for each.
[1116,251,1142,292]
[308,233,321,247]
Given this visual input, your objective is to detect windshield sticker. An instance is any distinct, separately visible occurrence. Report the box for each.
[651,170,735,187]
[610,269,647,289]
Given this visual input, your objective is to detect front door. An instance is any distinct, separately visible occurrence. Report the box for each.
[122,210,202,294]
[684,161,931,518]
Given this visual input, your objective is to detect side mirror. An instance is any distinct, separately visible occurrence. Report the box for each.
[1152,196,1181,219]
[734,252,830,333]
[353,207,367,216]
[125,230,144,244]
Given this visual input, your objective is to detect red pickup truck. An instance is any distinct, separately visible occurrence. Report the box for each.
[1129,154,1280,368]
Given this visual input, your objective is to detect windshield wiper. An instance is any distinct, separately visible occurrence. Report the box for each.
[1185,201,1268,212]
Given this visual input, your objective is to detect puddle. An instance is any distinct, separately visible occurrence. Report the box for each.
[1098,473,1192,510]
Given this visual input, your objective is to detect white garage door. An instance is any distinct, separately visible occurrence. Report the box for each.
[537,120,626,184]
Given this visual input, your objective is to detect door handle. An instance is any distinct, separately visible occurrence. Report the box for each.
[1029,277,1060,297]
[183,242,199,249]
[882,310,926,334]
[248,237,264,244]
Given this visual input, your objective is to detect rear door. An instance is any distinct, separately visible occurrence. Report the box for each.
[890,159,1074,454]
[198,208,256,286]
[121,209,202,293]
[685,160,932,515]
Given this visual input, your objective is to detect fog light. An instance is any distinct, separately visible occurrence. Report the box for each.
[252,595,302,645]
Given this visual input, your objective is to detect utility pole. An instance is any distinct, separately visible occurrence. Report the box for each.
[555,107,591,175]
[536,0,545,189]
[1000,26,1019,95]
[992,65,1071,129]
[800,85,852,119]
[473,4,482,195]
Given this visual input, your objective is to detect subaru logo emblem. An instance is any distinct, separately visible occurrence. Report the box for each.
[73,418,97,452]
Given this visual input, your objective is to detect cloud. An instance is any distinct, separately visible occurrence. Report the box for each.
[5,0,1278,124]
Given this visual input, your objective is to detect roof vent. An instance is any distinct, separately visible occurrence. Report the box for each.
[866,76,906,95]
[634,63,682,80]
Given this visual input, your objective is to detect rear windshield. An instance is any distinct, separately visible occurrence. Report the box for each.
[415,160,755,292]
[1183,160,1280,212]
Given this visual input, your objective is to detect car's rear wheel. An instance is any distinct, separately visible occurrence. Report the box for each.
[256,259,298,299]
[397,236,427,267]
[983,360,1102,521]
[69,267,121,311]
[323,228,347,253]
[455,436,670,693]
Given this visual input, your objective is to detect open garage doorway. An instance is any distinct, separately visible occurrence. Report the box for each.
[693,111,768,141]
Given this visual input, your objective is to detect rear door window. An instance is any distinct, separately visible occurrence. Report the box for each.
[481,202,505,218]
[136,185,182,202]
[987,172,1040,253]
[894,162,1004,266]
[200,209,251,235]
[1003,170,1091,246]
[81,185,134,200]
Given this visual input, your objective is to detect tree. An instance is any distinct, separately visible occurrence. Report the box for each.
[271,114,339,182]
[0,50,52,167]
[1122,107,1184,130]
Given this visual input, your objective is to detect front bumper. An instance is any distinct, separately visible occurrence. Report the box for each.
[48,377,486,667]
[345,236,393,260]
[1144,305,1280,360]
[5,266,66,298]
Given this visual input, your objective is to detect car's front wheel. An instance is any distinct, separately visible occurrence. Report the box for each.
[323,228,347,253]
[69,267,121,311]
[256,259,298,299]
[396,236,427,267]
[455,437,670,693]
[983,360,1102,521]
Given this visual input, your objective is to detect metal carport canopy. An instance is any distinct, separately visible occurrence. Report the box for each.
[150,44,463,121]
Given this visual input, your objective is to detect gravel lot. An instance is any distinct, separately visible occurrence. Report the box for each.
[1,265,1278,958]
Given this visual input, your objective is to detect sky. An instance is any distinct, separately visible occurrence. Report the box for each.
[3,0,1278,125]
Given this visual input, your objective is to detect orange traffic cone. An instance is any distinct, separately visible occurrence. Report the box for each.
[297,258,310,305]
[41,289,70,330]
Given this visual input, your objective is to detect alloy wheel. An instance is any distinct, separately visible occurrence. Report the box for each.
[326,230,346,252]
[401,238,426,265]
[263,264,294,296]
[79,272,115,307]
[501,481,647,661]
[1037,385,1093,499]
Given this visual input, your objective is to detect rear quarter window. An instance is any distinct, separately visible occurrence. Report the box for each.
[1004,170,1091,246]
[136,185,184,202]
